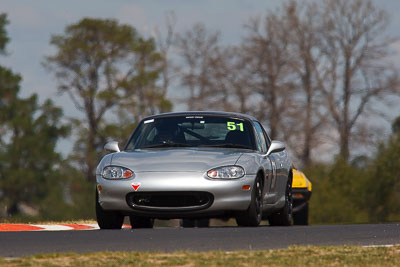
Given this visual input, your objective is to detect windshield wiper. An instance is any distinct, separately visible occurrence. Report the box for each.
[140,142,190,149]
[199,143,253,150]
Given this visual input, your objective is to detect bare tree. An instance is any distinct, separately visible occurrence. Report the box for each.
[241,14,296,140]
[280,1,329,167]
[215,46,254,113]
[154,11,178,101]
[318,0,399,161]
[175,24,224,110]
[169,0,399,165]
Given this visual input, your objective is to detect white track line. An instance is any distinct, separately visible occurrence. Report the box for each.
[31,224,75,231]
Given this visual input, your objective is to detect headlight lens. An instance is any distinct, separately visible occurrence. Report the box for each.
[207,166,245,179]
[102,166,133,179]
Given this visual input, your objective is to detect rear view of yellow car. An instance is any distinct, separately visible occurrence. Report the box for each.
[292,169,312,225]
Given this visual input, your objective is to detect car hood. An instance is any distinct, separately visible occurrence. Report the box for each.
[110,148,244,173]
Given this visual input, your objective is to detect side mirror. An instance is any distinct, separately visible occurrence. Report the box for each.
[104,141,120,153]
[265,140,285,156]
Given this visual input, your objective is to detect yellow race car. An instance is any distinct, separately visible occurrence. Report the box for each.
[292,169,312,225]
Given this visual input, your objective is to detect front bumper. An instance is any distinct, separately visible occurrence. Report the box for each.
[96,171,255,218]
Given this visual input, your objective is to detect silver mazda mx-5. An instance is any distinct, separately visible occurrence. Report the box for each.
[96,111,293,229]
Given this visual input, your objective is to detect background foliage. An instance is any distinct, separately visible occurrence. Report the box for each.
[308,127,400,224]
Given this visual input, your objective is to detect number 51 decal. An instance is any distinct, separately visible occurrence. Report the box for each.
[227,121,244,131]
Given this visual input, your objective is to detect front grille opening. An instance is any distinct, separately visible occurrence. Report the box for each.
[126,191,213,210]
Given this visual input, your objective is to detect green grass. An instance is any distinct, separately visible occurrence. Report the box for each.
[1,245,399,267]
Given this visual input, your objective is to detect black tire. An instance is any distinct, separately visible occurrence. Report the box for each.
[180,218,210,228]
[96,190,124,229]
[268,177,293,226]
[129,216,154,229]
[293,203,309,225]
[236,177,263,227]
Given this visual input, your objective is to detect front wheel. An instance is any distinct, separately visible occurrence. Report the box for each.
[96,190,124,229]
[268,177,293,226]
[236,178,263,227]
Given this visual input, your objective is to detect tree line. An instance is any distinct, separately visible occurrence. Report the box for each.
[0,0,399,223]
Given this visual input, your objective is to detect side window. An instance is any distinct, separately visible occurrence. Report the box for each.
[253,121,267,153]
[261,126,271,148]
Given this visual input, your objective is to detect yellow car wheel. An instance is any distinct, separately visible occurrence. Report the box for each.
[293,203,309,225]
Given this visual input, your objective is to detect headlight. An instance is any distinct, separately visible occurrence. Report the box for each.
[102,166,134,179]
[207,166,245,179]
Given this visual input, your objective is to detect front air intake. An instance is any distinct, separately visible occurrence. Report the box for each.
[126,191,214,212]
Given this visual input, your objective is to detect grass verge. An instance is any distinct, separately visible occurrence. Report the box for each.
[0,245,399,267]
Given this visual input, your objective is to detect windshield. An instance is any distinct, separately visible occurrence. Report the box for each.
[125,115,256,151]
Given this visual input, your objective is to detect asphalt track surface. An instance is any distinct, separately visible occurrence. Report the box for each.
[1,224,399,257]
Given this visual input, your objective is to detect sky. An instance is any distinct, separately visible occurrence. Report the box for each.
[1,0,400,156]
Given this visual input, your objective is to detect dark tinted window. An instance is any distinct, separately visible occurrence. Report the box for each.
[125,116,256,150]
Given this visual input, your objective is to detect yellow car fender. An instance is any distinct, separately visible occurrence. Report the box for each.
[291,168,312,225]
[292,169,312,192]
